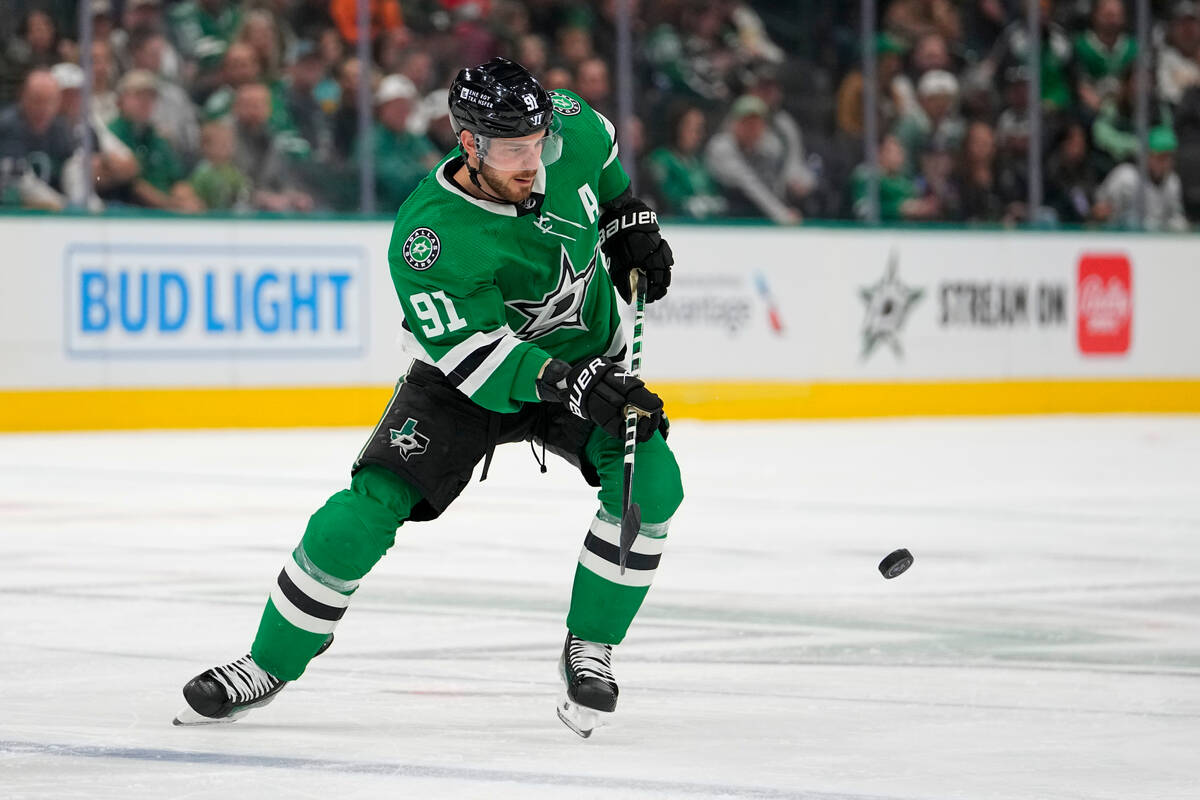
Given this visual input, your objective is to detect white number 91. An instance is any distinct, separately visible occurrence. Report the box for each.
[410,291,467,337]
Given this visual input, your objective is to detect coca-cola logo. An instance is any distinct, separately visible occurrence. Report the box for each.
[1078,275,1131,334]
[1077,254,1132,355]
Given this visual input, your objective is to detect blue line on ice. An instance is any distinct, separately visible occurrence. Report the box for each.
[0,739,946,800]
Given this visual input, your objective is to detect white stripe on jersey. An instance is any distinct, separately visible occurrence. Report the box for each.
[595,110,620,168]
[434,326,515,376]
[457,334,525,398]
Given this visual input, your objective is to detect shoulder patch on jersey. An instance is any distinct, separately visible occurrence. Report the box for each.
[550,91,581,116]
[402,227,441,270]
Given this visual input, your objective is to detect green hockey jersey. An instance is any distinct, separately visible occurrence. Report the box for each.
[387,90,631,413]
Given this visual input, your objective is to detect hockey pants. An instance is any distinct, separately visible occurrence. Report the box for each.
[250,428,683,681]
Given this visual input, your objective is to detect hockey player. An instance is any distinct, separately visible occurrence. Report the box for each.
[175,58,680,738]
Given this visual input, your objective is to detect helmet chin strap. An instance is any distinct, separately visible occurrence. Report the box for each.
[466,159,512,205]
[460,131,514,205]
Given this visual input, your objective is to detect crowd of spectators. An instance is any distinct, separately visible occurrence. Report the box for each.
[0,0,1195,230]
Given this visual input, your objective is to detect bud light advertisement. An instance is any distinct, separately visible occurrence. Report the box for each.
[64,243,369,357]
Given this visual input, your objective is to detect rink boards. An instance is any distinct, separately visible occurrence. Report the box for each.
[0,215,1197,430]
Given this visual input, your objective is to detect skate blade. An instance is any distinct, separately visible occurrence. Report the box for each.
[172,704,258,726]
[556,695,611,739]
[173,707,235,726]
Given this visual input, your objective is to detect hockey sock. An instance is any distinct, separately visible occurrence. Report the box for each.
[567,510,670,643]
[251,466,421,680]
[566,429,683,644]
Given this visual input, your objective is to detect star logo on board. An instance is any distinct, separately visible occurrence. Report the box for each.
[507,245,597,340]
[859,250,923,359]
[388,417,429,460]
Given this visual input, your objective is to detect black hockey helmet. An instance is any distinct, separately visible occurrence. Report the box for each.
[448,57,555,139]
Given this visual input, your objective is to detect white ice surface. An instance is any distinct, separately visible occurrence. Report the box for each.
[1,417,1198,799]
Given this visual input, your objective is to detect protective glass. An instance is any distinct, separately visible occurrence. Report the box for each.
[474,118,563,170]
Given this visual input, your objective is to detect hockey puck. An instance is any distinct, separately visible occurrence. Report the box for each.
[878,548,914,579]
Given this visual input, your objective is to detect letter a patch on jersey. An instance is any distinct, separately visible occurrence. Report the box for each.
[577,184,600,223]
[389,418,429,460]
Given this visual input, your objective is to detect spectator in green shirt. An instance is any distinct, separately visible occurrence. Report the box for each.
[1075,0,1137,114]
[168,0,241,96]
[971,0,1074,113]
[851,133,941,222]
[360,74,439,213]
[190,119,251,211]
[107,70,203,212]
[201,41,307,158]
[201,41,261,120]
[646,104,727,219]
[892,69,966,175]
[1092,68,1173,175]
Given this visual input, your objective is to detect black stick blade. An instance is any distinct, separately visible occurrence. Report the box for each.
[619,503,641,575]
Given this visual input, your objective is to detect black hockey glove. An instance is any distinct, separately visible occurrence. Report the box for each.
[537,357,664,442]
[598,198,673,304]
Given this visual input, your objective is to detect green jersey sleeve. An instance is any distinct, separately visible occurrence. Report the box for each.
[592,107,631,203]
[546,89,629,202]
[389,226,552,414]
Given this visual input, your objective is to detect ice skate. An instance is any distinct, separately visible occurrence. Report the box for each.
[173,636,332,726]
[556,632,618,739]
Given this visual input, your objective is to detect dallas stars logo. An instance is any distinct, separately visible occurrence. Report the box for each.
[550,91,581,115]
[403,227,441,271]
[859,251,923,359]
[507,245,597,339]
[388,418,429,460]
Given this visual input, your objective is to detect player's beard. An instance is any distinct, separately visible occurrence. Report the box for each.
[478,162,537,204]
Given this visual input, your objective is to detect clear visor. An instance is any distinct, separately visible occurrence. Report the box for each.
[473,119,563,171]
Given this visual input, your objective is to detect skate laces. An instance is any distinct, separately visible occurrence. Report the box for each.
[209,655,280,703]
[567,636,614,684]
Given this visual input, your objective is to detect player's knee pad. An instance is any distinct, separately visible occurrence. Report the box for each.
[593,432,684,525]
[635,436,684,525]
[301,468,420,581]
[300,492,392,581]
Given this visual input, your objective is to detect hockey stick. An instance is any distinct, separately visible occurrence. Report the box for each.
[618,270,648,575]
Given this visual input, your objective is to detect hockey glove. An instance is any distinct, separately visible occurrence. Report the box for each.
[537,357,664,442]
[598,198,673,304]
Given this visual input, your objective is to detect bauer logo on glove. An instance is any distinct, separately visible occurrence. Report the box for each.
[598,209,658,247]
[539,356,664,442]
[597,195,673,305]
[566,357,607,418]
